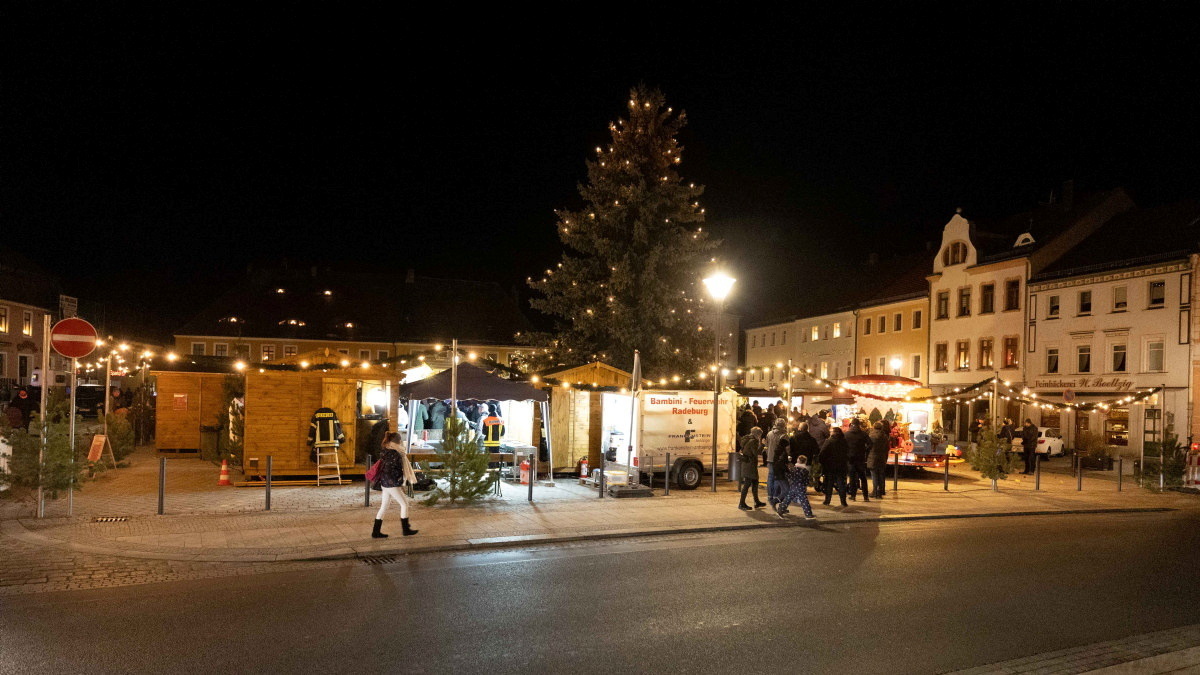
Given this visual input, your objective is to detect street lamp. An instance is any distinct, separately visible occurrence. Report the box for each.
[890,357,903,376]
[703,271,736,492]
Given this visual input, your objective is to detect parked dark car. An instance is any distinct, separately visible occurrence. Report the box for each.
[75,384,107,418]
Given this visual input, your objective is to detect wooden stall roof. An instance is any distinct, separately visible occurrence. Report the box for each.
[538,362,632,388]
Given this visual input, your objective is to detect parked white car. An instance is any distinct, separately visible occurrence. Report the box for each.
[1011,427,1064,457]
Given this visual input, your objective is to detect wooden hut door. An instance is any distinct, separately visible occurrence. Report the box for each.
[322,380,358,466]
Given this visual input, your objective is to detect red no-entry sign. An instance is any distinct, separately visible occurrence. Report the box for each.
[50,318,98,359]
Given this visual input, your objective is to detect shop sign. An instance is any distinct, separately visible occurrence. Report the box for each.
[1033,377,1134,392]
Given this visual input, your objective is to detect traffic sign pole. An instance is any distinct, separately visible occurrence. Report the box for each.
[68,357,77,517]
[37,315,50,519]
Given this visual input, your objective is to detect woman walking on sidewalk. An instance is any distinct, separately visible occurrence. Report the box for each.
[372,432,419,538]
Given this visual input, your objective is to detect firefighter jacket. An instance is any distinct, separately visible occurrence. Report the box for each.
[482,414,504,449]
[307,408,346,447]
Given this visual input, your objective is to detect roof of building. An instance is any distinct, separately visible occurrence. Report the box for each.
[967,188,1132,264]
[1032,200,1200,281]
[174,269,534,346]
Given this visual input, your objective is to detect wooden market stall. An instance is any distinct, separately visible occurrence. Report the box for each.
[241,348,400,478]
[539,362,632,474]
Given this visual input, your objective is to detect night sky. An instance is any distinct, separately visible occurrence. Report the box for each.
[6,4,1199,340]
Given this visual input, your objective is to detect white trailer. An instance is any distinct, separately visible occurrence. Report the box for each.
[598,389,738,490]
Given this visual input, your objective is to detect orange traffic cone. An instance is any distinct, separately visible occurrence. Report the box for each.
[217,459,232,486]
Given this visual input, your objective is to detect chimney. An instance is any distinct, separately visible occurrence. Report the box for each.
[405,268,416,284]
[1061,179,1075,210]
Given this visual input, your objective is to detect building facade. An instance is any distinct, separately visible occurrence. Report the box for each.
[1,251,75,392]
[742,309,857,398]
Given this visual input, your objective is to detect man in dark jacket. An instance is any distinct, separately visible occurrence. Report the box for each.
[844,419,871,502]
[770,440,792,506]
[808,410,830,445]
[866,422,891,498]
[1020,419,1039,474]
[738,427,766,511]
[789,423,819,464]
[817,427,849,507]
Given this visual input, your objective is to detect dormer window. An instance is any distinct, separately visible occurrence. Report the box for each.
[942,241,968,266]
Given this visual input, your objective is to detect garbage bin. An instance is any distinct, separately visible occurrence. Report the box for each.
[199,425,220,461]
[727,452,742,482]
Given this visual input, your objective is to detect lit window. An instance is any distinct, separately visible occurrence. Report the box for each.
[979,338,994,369]
[811,326,819,341]
[832,322,841,338]
[22,311,33,336]
[262,345,276,361]
[284,345,297,356]
[0,306,7,333]
[956,341,970,370]
[1003,337,1019,368]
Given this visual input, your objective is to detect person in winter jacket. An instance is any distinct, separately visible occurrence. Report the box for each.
[998,418,1016,462]
[817,427,849,507]
[867,422,891,498]
[844,419,871,502]
[1020,419,1039,474]
[738,427,766,511]
[770,432,793,505]
[764,418,788,503]
[737,406,758,438]
[789,423,819,464]
[372,433,418,538]
[775,455,815,519]
[808,410,830,445]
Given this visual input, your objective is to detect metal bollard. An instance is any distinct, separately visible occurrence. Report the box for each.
[599,459,606,499]
[1035,454,1041,491]
[157,457,166,515]
[528,452,535,502]
[943,457,950,491]
[364,453,372,507]
[1118,457,1123,492]
[265,456,272,511]
[664,453,671,496]
[892,455,899,495]
[1077,461,1083,491]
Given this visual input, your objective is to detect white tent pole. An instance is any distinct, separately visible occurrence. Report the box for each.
[450,338,458,409]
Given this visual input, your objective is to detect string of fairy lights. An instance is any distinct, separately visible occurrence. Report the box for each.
[77,337,1166,413]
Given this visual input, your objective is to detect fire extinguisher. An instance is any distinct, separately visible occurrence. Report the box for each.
[520,458,531,485]
[579,457,588,482]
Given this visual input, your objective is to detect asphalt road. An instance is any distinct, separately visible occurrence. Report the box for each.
[4,510,1200,674]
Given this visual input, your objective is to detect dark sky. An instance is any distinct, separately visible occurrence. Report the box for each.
[5,4,1199,338]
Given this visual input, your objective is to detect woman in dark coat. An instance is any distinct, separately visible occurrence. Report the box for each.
[866,422,891,498]
[817,427,849,507]
[844,419,871,502]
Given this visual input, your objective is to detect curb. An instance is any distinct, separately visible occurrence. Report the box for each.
[302,506,1175,562]
[3,507,1173,564]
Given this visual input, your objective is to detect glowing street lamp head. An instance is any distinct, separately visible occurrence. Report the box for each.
[890,357,903,371]
[702,271,736,301]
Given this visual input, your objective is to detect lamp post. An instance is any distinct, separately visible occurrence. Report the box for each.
[703,272,735,492]
[890,357,903,377]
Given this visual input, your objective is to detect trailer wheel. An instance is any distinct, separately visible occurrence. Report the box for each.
[676,461,703,490]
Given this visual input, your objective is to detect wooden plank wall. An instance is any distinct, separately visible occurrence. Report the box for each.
[549,388,594,471]
[153,372,227,450]
[244,371,362,473]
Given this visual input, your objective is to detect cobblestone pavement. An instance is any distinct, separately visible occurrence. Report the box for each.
[949,622,1200,674]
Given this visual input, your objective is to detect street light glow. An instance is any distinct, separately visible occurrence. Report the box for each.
[702,271,736,301]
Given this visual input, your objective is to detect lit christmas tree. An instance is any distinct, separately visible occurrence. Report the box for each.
[527,85,719,378]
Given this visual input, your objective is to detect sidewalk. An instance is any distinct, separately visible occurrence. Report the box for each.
[1,446,1194,565]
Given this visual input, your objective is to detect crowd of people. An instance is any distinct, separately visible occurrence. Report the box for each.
[735,401,900,519]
